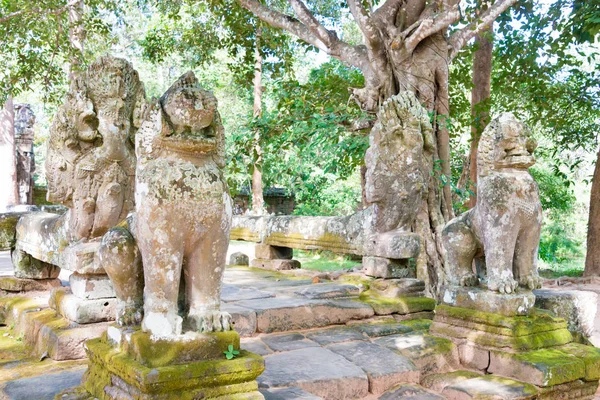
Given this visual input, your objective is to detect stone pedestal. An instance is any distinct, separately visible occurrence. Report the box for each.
[80,328,265,399]
[50,272,117,324]
[252,243,300,270]
[359,278,435,318]
[430,287,600,398]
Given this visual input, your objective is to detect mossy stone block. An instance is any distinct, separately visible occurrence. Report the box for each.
[557,343,600,381]
[360,292,436,315]
[123,329,241,368]
[489,348,586,387]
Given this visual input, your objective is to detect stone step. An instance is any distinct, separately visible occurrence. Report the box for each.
[232,298,374,333]
[420,371,483,392]
[378,384,445,399]
[326,340,420,395]
[442,375,539,399]
[257,347,369,400]
[21,308,107,360]
[260,386,322,399]
[0,276,61,292]
[488,343,600,387]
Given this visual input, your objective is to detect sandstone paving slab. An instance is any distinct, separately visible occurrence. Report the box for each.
[420,371,483,392]
[304,326,366,345]
[326,341,420,395]
[488,347,586,387]
[235,298,374,333]
[350,321,414,337]
[221,284,275,302]
[257,347,369,400]
[442,375,538,400]
[378,384,445,399]
[241,337,273,356]
[260,332,320,352]
[374,333,459,375]
[260,386,323,400]
[221,303,257,336]
[0,368,85,400]
[293,283,360,299]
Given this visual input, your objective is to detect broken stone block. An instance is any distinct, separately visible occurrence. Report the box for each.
[49,288,116,324]
[534,288,597,342]
[421,370,483,393]
[0,276,61,292]
[327,341,420,395]
[251,258,301,271]
[221,303,257,337]
[458,343,490,371]
[255,244,293,260]
[69,273,115,300]
[363,256,415,279]
[440,285,535,317]
[12,246,60,279]
[379,384,446,400]
[442,375,539,399]
[229,251,250,265]
[257,347,369,400]
[374,333,459,375]
[368,278,425,298]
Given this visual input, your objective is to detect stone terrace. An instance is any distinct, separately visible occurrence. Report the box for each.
[1,251,600,399]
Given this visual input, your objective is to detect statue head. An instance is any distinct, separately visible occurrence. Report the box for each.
[46,55,146,205]
[477,113,537,177]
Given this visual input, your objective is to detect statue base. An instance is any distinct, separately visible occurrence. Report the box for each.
[430,296,600,398]
[79,328,265,399]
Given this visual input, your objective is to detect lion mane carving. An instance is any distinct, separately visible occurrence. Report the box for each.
[442,113,543,293]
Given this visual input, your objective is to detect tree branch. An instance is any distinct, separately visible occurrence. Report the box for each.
[397,2,461,54]
[288,0,332,48]
[448,0,517,60]
[347,0,382,49]
[239,0,370,72]
[0,0,81,24]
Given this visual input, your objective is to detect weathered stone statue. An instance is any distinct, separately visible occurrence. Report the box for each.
[102,72,232,336]
[442,113,543,293]
[45,55,144,241]
[78,72,264,400]
[14,104,36,205]
[363,92,434,234]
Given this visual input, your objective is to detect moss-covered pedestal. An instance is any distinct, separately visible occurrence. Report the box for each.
[79,326,265,400]
[430,286,600,399]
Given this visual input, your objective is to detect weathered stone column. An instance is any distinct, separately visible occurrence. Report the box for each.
[0,96,18,209]
[14,104,36,205]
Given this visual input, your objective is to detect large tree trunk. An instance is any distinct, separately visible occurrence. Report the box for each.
[584,150,600,276]
[239,0,517,294]
[0,96,19,209]
[467,26,493,208]
[251,27,265,215]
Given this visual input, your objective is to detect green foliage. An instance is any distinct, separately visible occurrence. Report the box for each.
[223,344,239,360]
[293,249,360,272]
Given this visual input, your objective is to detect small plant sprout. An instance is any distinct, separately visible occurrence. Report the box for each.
[224,344,240,360]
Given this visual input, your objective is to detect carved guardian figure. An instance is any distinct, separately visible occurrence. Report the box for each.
[102,72,232,336]
[442,113,543,293]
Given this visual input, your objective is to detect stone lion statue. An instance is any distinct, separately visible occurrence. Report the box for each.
[442,113,543,293]
[101,72,232,336]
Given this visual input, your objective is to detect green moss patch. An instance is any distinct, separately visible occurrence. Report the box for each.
[360,291,435,315]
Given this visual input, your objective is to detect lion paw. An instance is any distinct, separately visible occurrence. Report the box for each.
[488,276,519,294]
[116,301,143,327]
[519,275,543,290]
[459,273,479,287]
[188,311,232,333]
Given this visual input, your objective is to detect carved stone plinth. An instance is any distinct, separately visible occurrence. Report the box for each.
[80,329,265,400]
[430,303,600,397]
[50,288,116,324]
[440,285,535,317]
